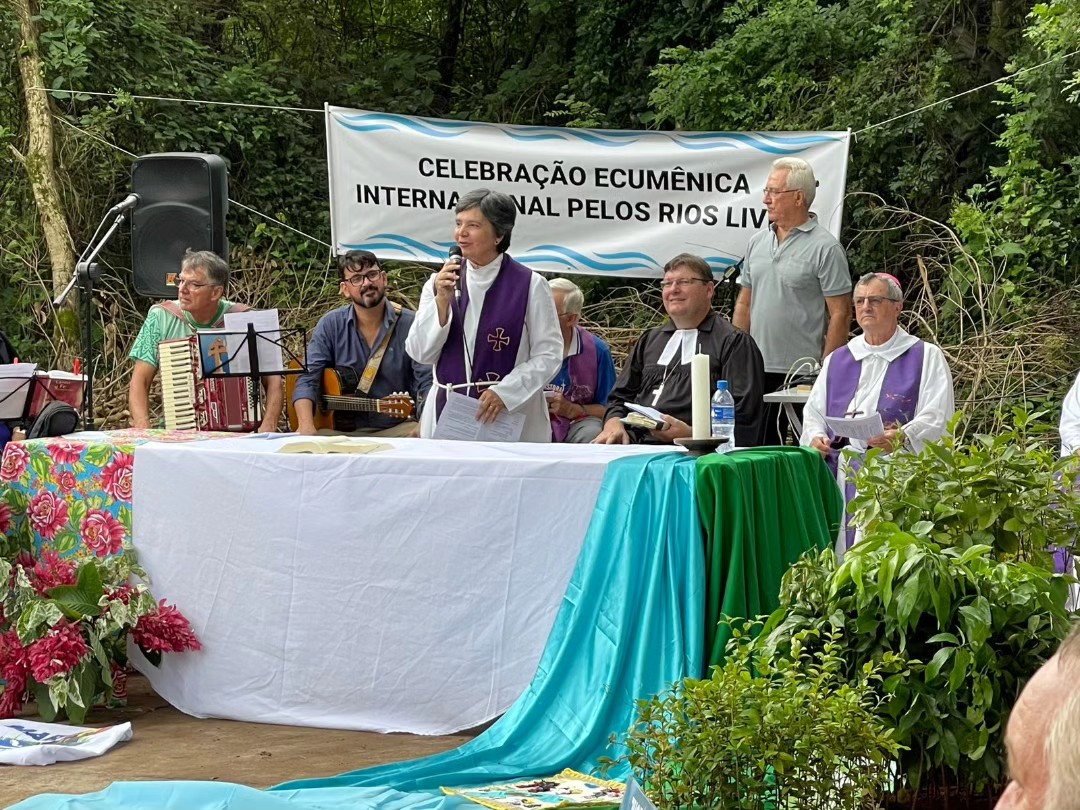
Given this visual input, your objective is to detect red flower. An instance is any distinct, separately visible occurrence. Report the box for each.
[106,584,136,605]
[26,620,89,682]
[110,662,128,703]
[47,442,84,466]
[0,502,10,536]
[100,454,134,502]
[0,630,29,718]
[27,491,69,540]
[56,470,78,493]
[80,510,125,557]
[0,444,29,483]
[28,551,77,596]
[133,601,202,654]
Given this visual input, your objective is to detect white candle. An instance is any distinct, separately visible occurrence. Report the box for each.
[691,353,711,439]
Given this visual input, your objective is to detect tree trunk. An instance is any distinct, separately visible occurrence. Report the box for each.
[7,0,78,365]
[435,0,466,115]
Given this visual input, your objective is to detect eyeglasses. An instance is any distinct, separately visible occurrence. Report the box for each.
[176,277,215,290]
[659,278,712,291]
[557,312,576,320]
[853,295,898,308]
[762,188,800,198]
[343,269,383,286]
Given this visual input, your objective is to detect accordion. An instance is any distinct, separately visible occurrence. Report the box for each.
[158,336,257,432]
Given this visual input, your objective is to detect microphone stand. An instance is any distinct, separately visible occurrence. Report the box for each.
[53,208,132,431]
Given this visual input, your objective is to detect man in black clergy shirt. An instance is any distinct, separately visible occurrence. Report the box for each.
[594,253,765,446]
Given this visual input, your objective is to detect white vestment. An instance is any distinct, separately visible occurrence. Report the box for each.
[406,254,563,442]
[800,328,956,556]
[1060,371,1080,456]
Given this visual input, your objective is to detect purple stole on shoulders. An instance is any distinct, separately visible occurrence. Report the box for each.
[551,326,599,442]
[825,340,925,548]
[435,254,532,417]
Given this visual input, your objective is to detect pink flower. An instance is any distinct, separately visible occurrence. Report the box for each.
[110,662,128,703]
[80,510,125,557]
[0,502,10,536]
[26,620,89,682]
[56,471,77,493]
[0,630,30,718]
[100,454,134,502]
[0,444,29,483]
[106,584,135,605]
[133,601,202,654]
[47,442,84,466]
[28,551,77,596]
[27,491,69,540]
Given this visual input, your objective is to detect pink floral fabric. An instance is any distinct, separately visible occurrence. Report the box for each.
[0,429,237,560]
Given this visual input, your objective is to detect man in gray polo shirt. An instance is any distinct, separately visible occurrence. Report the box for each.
[733,156,851,445]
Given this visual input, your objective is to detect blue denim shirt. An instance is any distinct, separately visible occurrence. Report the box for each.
[293,304,432,430]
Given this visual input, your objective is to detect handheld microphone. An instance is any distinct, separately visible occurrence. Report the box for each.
[107,193,140,217]
[448,246,463,301]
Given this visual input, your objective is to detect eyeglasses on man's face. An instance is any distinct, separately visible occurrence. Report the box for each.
[854,295,898,308]
[176,277,216,290]
[762,188,800,198]
[660,278,712,291]
[343,269,383,287]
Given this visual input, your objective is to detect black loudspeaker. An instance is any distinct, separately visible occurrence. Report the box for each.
[130,153,229,298]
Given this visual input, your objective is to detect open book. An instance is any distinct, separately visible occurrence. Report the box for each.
[277,437,392,455]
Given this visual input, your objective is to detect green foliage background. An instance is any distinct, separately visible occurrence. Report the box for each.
[2,0,1079,426]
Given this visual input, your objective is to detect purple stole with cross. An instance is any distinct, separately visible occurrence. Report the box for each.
[435,254,532,417]
[550,326,599,442]
[825,340,925,548]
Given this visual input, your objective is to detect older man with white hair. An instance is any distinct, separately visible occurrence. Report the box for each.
[546,278,617,443]
[800,272,955,553]
[997,624,1080,810]
[734,156,852,445]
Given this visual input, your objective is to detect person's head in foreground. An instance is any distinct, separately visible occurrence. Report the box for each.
[997,623,1080,809]
[853,271,903,345]
[454,188,516,267]
[177,249,228,321]
[661,253,716,329]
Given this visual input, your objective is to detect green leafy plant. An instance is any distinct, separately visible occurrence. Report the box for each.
[0,550,201,722]
[618,624,900,810]
[848,409,1080,565]
[758,526,1072,795]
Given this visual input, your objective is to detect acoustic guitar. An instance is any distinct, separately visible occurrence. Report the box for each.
[285,364,414,432]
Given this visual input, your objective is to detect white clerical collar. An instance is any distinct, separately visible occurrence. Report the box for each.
[466,253,504,280]
[658,329,699,366]
[565,327,581,359]
[849,327,918,362]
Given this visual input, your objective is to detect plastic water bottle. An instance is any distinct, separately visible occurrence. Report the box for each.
[711,380,735,452]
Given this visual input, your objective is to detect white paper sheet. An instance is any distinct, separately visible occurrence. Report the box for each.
[823,412,885,441]
[0,363,37,419]
[222,309,284,374]
[626,402,664,421]
[432,391,526,442]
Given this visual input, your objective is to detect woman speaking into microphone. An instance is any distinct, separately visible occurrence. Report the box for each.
[405,188,563,441]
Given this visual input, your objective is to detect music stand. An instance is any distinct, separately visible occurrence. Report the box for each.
[197,325,307,428]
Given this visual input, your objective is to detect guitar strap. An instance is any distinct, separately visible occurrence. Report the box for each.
[356,302,402,395]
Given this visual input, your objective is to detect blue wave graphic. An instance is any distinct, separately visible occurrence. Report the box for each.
[525,244,660,273]
[333,109,845,153]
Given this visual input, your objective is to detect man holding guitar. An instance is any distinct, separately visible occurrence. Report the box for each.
[289,250,431,436]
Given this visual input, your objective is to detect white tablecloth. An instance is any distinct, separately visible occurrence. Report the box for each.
[131,436,674,734]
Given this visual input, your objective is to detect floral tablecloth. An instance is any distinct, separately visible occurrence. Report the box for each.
[0,429,240,561]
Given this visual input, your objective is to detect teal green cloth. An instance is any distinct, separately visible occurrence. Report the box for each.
[696,446,843,664]
[10,452,705,810]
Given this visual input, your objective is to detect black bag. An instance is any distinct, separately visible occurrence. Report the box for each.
[26,401,81,439]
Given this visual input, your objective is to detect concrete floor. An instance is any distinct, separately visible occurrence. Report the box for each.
[1,675,474,808]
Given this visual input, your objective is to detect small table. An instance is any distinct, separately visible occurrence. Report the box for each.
[762,386,811,437]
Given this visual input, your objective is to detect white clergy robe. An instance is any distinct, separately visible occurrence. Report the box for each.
[1060,371,1080,456]
[405,254,564,442]
[800,327,955,556]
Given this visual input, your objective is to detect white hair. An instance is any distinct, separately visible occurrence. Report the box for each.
[771,157,817,207]
[548,277,584,315]
[1046,626,1080,810]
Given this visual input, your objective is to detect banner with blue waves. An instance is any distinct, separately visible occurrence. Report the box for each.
[325,106,850,278]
